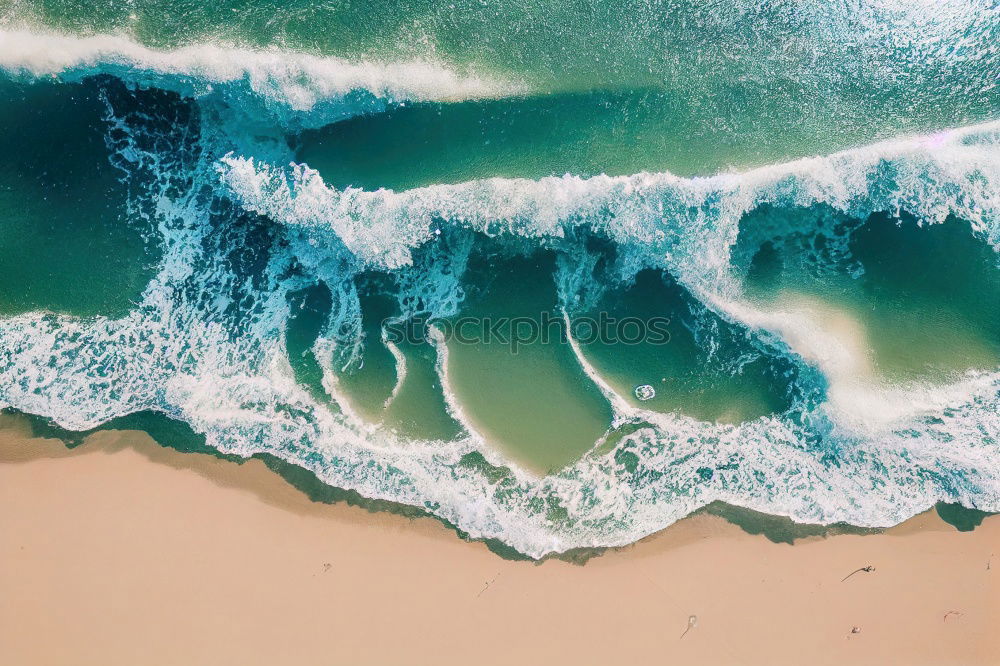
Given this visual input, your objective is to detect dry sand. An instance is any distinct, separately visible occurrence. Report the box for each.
[1,416,997,666]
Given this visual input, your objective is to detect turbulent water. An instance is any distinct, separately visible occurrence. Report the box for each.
[1,1,999,557]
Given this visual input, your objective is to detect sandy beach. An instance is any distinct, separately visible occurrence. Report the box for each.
[1,416,997,666]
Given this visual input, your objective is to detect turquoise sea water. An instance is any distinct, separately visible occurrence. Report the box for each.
[0,1,998,557]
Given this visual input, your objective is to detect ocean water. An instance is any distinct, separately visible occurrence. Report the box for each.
[0,1,998,557]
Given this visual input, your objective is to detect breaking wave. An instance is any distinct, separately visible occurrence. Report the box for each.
[0,28,524,126]
[219,121,1000,283]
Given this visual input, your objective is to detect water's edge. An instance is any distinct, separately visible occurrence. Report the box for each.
[8,408,991,562]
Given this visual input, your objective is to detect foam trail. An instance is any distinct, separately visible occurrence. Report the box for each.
[561,309,635,425]
[381,329,408,410]
[311,336,368,428]
[426,325,480,441]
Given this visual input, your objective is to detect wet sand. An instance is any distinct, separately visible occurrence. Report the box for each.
[1,417,997,665]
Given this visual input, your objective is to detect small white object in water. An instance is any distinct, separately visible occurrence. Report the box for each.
[634,384,656,401]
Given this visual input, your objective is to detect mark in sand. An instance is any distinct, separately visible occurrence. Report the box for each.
[680,615,697,639]
[477,572,500,598]
[841,565,875,582]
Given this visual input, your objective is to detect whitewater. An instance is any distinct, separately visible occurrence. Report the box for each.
[0,24,998,558]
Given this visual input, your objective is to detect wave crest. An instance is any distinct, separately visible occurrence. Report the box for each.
[219,121,1000,289]
[0,28,525,125]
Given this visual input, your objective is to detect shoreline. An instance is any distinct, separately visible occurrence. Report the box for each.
[12,409,991,555]
[2,417,998,665]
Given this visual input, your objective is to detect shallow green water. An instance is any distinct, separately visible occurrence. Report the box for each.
[334,285,398,415]
[336,281,461,440]
[286,283,340,406]
[296,89,879,190]
[287,278,461,440]
[575,270,790,423]
[379,337,461,441]
[444,253,613,473]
